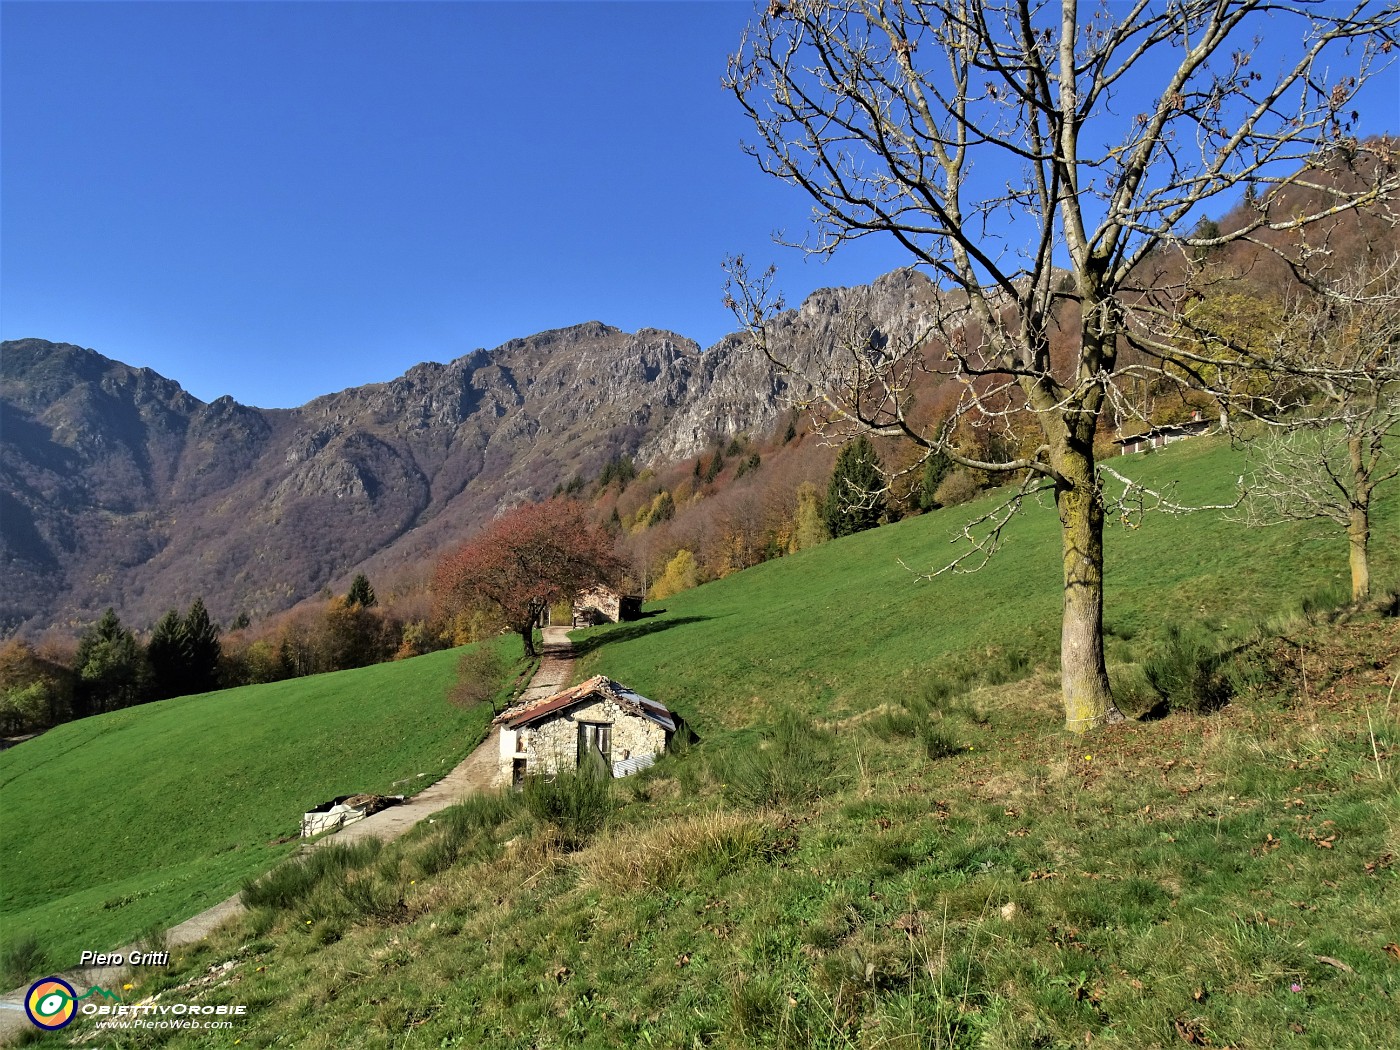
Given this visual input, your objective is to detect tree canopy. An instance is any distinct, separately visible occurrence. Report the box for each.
[74,608,147,716]
[824,434,886,537]
[346,573,377,609]
[146,599,222,700]
[434,500,623,657]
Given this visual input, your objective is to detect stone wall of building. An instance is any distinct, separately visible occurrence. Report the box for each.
[504,696,668,779]
[574,588,622,624]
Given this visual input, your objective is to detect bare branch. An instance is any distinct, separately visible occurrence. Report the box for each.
[899,472,1053,578]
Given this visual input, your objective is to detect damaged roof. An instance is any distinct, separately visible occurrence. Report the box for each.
[495,674,677,732]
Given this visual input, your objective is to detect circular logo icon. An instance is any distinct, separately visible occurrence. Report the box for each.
[25,977,77,1030]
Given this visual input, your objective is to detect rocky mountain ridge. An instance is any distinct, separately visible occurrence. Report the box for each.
[0,270,941,634]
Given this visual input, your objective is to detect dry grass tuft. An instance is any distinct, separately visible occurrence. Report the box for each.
[573,810,771,892]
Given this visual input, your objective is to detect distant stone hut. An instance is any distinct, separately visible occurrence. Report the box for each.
[1114,412,1213,455]
[572,586,643,627]
[495,675,677,784]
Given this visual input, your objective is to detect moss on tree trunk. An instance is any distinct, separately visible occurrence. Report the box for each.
[1053,441,1124,733]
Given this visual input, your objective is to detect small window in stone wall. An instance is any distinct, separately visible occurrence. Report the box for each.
[577,722,611,765]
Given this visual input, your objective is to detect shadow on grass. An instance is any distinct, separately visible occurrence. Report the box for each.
[570,615,714,657]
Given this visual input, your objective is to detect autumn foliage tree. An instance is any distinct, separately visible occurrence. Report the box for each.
[434,500,623,657]
[0,640,73,734]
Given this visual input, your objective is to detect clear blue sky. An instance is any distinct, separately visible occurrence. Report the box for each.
[3,1,1396,409]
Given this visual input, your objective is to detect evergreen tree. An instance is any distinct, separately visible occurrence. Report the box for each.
[598,454,637,490]
[346,573,377,609]
[146,609,185,700]
[703,448,724,483]
[182,598,222,694]
[823,435,886,537]
[74,609,147,716]
[146,600,222,699]
[916,451,953,512]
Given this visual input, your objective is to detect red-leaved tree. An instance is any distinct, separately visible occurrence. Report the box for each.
[433,500,623,657]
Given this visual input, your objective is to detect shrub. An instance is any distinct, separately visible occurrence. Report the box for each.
[920,726,962,760]
[0,932,47,987]
[720,713,844,807]
[868,706,921,741]
[932,468,983,508]
[522,766,613,849]
[981,647,1032,686]
[1300,582,1352,620]
[868,671,999,758]
[1143,622,1232,714]
[649,549,701,600]
[336,873,405,923]
[575,811,769,891]
[411,791,521,876]
[240,839,384,911]
[1106,663,1159,717]
[439,790,520,838]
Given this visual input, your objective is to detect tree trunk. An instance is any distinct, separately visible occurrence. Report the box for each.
[1348,505,1370,603]
[1347,435,1372,604]
[1053,442,1124,733]
[519,624,538,659]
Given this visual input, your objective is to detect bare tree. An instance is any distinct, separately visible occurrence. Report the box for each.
[724,0,1398,732]
[1238,263,1400,602]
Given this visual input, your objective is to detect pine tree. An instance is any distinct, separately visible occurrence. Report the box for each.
[182,598,221,694]
[703,448,724,483]
[146,610,185,700]
[823,435,886,537]
[74,609,147,715]
[917,451,953,511]
[346,573,377,609]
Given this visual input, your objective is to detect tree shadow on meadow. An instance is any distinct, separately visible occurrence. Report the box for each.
[568,614,715,657]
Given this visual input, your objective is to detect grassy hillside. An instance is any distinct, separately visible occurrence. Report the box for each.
[580,436,1397,735]
[4,436,1397,1048]
[0,638,520,974]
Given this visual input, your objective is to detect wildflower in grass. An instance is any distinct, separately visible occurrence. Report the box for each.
[1290,983,1303,993]
[1084,754,1093,762]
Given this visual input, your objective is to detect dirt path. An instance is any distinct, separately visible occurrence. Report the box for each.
[0,629,576,1044]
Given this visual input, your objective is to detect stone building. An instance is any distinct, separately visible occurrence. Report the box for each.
[495,675,677,783]
[571,586,643,627]
[1114,411,1213,454]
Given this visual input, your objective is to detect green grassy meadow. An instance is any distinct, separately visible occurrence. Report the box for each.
[0,638,518,974]
[4,435,1399,1048]
[578,436,1397,736]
